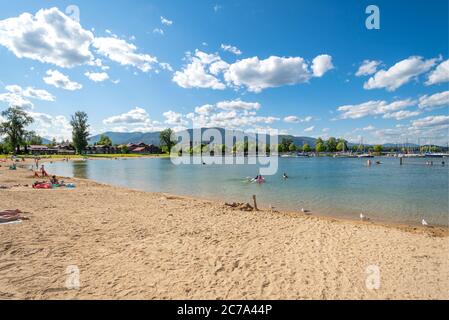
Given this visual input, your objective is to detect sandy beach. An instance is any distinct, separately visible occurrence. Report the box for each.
[0,160,448,300]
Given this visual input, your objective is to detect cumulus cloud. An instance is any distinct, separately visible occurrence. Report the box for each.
[337,99,417,119]
[103,107,150,124]
[311,55,334,77]
[173,51,333,92]
[163,110,188,126]
[283,115,313,123]
[102,107,164,132]
[355,60,381,76]
[382,110,421,120]
[185,99,279,130]
[221,44,242,55]
[0,7,94,68]
[160,16,173,26]
[0,84,55,110]
[224,56,311,93]
[418,90,449,110]
[85,71,110,82]
[27,111,72,140]
[92,36,159,72]
[426,59,449,85]
[5,84,54,101]
[43,69,82,90]
[364,56,438,91]
[172,50,226,90]
[411,115,449,129]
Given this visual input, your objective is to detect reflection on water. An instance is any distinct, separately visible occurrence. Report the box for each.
[45,157,449,226]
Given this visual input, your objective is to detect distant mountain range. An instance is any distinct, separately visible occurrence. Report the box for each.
[89,129,319,147]
[87,129,436,148]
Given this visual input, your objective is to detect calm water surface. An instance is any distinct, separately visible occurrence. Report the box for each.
[45,157,449,226]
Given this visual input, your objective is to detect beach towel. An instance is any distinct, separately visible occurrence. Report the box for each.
[33,183,53,189]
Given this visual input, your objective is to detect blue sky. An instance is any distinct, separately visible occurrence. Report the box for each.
[0,0,448,144]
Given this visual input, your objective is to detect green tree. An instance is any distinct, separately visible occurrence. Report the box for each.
[326,137,337,152]
[160,128,176,153]
[336,139,348,152]
[70,111,90,155]
[302,143,311,153]
[373,145,383,153]
[288,143,297,152]
[279,137,293,153]
[97,134,112,146]
[0,106,34,154]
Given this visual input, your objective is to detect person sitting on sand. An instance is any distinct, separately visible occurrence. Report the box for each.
[50,175,60,185]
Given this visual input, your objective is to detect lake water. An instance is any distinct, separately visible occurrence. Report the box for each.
[44,156,449,226]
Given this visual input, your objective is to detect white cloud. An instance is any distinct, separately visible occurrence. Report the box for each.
[311,54,334,77]
[411,115,449,129]
[283,115,313,123]
[92,36,160,72]
[224,56,311,93]
[363,125,375,131]
[85,71,109,82]
[216,99,260,111]
[172,50,226,90]
[304,126,315,132]
[364,56,437,91]
[0,92,34,109]
[0,7,94,68]
[426,59,449,85]
[27,111,72,141]
[221,44,242,55]
[418,90,449,110]
[382,110,421,120]
[173,51,333,92]
[356,60,381,76]
[153,28,164,35]
[5,85,54,101]
[43,69,82,91]
[103,107,150,124]
[163,110,188,126]
[160,16,173,26]
[337,99,417,119]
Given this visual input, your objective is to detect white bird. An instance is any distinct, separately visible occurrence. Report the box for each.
[422,219,429,227]
[360,213,369,221]
[301,208,312,215]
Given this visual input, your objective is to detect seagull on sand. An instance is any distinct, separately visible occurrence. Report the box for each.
[301,208,311,215]
[422,219,429,227]
[360,213,369,221]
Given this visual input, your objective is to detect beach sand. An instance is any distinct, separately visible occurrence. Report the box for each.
[0,160,448,300]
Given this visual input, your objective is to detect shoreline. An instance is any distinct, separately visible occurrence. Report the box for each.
[1,160,448,299]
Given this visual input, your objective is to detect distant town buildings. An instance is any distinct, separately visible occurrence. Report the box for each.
[28,142,162,155]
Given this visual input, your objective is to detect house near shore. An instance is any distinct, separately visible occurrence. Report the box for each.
[123,143,162,154]
[29,145,58,155]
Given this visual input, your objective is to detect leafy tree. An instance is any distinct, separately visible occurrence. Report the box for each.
[279,138,293,153]
[315,143,326,153]
[336,139,348,152]
[97,134,112,146]
[289,143,297,152]
[0,106,34,154]
[373,145,383,153]
[302,143,311,153]
[326,137,338,152]
[160,128,176,153]
[70,111,90,155]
